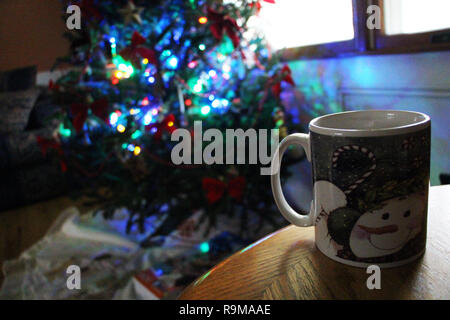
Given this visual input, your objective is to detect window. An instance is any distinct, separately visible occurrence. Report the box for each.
[256,0,354,49]
[374,0,450,53]
[255,0,450,60]
[383,0,450,35]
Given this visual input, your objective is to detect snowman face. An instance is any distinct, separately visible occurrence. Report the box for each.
[349,193,425,259]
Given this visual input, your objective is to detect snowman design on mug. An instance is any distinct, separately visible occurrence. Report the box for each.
[314,144,427,262]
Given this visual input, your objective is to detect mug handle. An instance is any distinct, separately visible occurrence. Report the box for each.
[271,133,314,227]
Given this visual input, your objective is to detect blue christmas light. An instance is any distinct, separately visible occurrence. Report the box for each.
[148,76,155,84]
[212,99,220,108]
[221,99,229,107]
[143,112,153,125]
[127,144,135,152]
[168,56,178,69]
[208,94,215,101]
[208,69,217,77]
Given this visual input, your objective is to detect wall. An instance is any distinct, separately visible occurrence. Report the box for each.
[284,51,450,210]
[0,0,69,72]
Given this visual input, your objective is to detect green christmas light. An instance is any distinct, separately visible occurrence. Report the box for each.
[201,105,211,115]
[113,56,134,77]
[59,123,71,137]
[132,130,143,139]
[199,242,210,253]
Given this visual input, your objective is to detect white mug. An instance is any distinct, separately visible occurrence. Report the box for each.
[271,110,431,268]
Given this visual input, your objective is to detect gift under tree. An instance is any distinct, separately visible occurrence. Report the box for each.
[45,0,303,238]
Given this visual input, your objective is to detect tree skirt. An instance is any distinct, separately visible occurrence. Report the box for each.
[0,207,282,299]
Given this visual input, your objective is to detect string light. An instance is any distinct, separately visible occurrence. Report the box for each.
[188,61,197,68]
[127,144,135,152]
[109,112,119,125]
[167,121,174,127]
[199,242,210,253]
[144,112,153,125]
[117,124,126,133]
[201,105,211,115]
[193,83,202,93]
[148,76,155,84]
[115,71,124,79]
[141,97,150,106]
[212,99,220,108]
[198,16,208,24]
[132,130,142,139]
[198,44,206,51]
[208,70,217,77]
[59,123,71,137]
[184,99,192,106]
[222,64,231,73]
[133,146,142,156]
[168,56,178,69]
[142,58,149,65]
[221,99,229,107]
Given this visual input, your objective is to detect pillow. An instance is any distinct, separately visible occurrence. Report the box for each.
[0,66,37,92]
[0,89,41,134]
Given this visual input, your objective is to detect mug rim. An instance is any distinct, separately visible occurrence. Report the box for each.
[309,110,430,137]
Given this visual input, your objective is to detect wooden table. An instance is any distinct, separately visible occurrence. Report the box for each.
[180,185,450,300]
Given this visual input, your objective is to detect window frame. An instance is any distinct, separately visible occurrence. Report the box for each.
[372,0,450,54]
[278,0,450,61]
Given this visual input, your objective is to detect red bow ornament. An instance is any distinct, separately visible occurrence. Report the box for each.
[207,8,241,48]
[145,114,177,140]
[36,136,67,172]
[71,98,108,133]
[202,176,246,204]
[119,31,157,69]
[271,65,295,98]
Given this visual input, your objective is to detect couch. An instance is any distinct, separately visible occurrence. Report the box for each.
[0,66,67,212]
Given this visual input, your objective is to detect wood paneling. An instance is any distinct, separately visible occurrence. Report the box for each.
[0,0,69,72]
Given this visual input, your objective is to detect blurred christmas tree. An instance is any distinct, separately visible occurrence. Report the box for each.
[47,0,303,237]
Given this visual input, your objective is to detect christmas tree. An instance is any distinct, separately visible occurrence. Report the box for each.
[47,0,302,237]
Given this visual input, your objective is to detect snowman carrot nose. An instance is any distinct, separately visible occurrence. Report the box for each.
[358,224,399,235]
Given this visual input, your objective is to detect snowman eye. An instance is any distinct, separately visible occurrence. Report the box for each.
[404,210,411,217]
[382,213,389,220]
